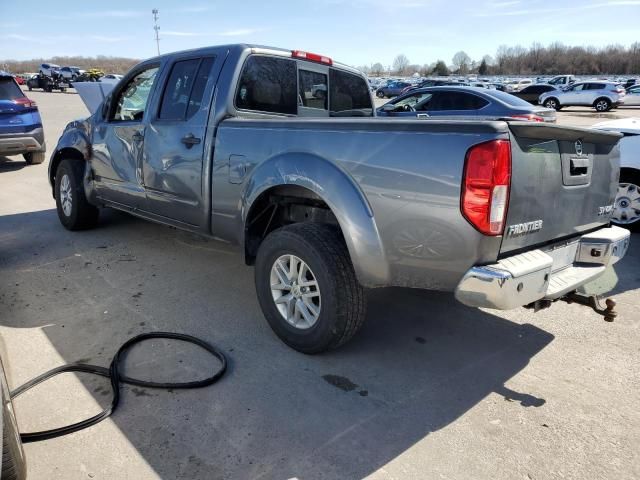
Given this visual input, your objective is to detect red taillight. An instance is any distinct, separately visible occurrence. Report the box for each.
[13,97,37,108]
[291,50,333,65]
[509,114,544,122]
[462,140,511,235]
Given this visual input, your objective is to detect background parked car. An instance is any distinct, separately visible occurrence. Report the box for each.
[0,70,46,164]
[509,84,557,104]
[505,78,533,92]
[100,73,124,83]
[376,81,411,98]
[547,75,576,87]
[401,79,462,95]
[59,66,85,81]
[592,118,640,230]
[39,63,60,77]
[376,86,556,122]
[623,78,638,90]
[539,81,626,112]
[621,85,640,106]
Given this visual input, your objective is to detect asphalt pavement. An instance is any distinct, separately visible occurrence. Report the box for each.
[0,89,638,480]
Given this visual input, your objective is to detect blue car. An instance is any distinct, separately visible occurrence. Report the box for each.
[377,86,556,122]
[0,71,45,164]
[375,81,411,99]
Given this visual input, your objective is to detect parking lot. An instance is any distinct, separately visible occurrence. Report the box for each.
[1,89,639,479]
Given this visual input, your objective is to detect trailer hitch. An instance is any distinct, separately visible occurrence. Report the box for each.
[561,292,617,322]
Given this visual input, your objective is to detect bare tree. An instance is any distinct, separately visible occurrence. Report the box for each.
[452,51,471,74]
[371,62,385,76]
[392,54,410,75]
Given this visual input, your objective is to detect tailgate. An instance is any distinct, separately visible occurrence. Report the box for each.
[501,123,622,254]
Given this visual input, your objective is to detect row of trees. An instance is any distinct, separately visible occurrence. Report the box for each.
[359,42,640,77]
[0,56,140,75]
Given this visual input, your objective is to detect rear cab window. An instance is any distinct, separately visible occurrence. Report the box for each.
[234,54,372,117]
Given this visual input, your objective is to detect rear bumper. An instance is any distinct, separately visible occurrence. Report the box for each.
[455,226,630,310]
[0,128,45,156]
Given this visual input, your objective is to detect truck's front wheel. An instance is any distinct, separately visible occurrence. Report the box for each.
[55,159,99,230]
[255,223,367,353]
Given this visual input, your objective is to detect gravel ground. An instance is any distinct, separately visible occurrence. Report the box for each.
[0,89,638,480]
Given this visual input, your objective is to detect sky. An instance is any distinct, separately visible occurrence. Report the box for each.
[0,0,639,67]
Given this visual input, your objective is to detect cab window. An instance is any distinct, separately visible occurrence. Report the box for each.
[112,66,159,121]
[329,68,373,117]
[298,70,327,110]
[159,57,215,121]
[235,56,297,115]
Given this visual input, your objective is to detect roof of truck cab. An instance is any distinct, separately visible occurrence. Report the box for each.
[143,44,362,76]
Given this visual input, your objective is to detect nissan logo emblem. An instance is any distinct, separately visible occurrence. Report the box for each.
[575,140,583,156]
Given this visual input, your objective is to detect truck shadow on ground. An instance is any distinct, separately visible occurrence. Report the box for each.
[1,208,566,479]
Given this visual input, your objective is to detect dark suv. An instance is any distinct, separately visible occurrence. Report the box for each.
[0,71,45,165]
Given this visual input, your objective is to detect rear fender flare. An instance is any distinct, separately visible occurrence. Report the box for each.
[242,153,390,287]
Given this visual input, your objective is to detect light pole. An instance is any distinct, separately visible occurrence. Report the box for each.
[152,9,160,56]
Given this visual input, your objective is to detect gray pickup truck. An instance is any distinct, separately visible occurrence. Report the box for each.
[49,44,630,353]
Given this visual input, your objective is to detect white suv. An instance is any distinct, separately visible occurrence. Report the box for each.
[539,81,626,112]
[38,63,60,77]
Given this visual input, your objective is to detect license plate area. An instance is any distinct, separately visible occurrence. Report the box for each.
[562,155,592,186]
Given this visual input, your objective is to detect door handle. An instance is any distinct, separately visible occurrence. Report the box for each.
[181,133,201,149]
[416,113,430,118]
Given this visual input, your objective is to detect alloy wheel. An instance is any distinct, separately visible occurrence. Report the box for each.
[60,174,73,217]
[270,254,321,329]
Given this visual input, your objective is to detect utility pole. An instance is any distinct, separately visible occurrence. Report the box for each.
[152,9,160,56]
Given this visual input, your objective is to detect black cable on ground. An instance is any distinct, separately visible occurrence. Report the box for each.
[10,332,227,443]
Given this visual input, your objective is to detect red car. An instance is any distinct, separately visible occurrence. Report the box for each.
[13,75,24,85]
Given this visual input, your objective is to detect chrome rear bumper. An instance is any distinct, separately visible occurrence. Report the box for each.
[455,226,630,310]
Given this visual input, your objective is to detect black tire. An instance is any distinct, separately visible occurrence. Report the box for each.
[543,98,560,110]
[2,408,26,480]
[612,170,640,232]
[23,151,45,165]
[55,159,99,230]
[594,97,611,112]
[27,86,32,92]
[255,223,367,354]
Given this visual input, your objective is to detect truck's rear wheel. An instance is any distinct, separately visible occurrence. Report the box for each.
[2,407,26,480]
[612,170,640,232]
[255,223,367,353]
[55,159,99,230]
